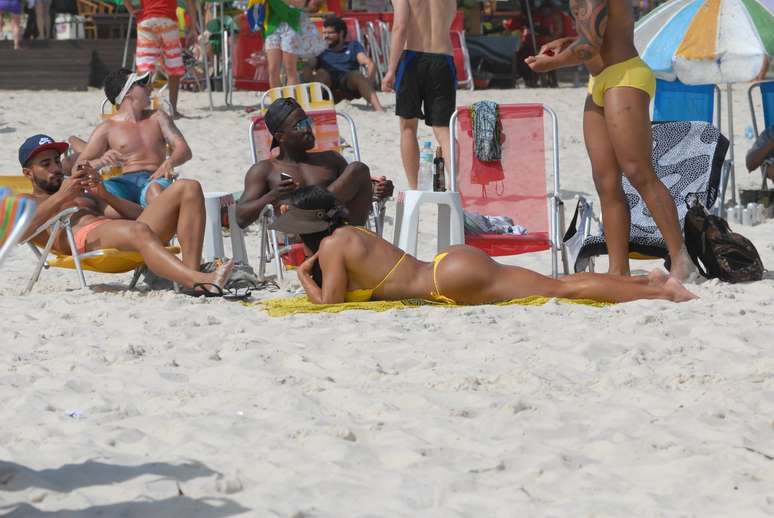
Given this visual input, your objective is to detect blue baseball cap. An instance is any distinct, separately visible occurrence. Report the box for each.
[18,134,69,166]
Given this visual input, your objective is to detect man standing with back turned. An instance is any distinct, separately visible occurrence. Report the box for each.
[381,0,456,190]
[526,0,695,280]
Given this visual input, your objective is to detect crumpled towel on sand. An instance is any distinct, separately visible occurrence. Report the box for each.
[249,296,610,317]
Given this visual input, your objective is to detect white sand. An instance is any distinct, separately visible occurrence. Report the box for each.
[1,85,773,517]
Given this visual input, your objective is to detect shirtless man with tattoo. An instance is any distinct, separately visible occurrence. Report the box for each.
[526,0,695,280]
[76,68,193,208]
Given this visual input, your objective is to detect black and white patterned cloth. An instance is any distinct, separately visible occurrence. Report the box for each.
[573,121,729,272]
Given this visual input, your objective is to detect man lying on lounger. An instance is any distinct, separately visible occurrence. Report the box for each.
[18,134,232,294]
[73,68,193,208]
[236,97,393,228]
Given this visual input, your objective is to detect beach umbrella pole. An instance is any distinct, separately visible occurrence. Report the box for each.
[197,1,214,111]
[525,0,538,57]
[122,13,134,68]
[727,84,737,205]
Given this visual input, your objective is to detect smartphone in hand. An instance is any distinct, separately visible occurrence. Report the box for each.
[280,172,293,182]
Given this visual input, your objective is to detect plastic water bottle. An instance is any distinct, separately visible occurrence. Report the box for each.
[745,126,755,140]
[417,140,434,191]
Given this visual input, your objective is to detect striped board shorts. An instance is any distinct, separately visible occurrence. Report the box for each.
[136,17,185,77]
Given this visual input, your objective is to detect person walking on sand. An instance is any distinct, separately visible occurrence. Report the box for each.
[525,0,695,281]
[381,0,456,190]
[123,0,198,118]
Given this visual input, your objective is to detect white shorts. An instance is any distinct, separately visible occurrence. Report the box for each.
[263,22,300,54]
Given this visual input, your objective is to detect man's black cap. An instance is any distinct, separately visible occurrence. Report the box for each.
[264,97,303,149]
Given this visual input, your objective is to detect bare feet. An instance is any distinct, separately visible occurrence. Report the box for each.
[669,246,699,282]
[212,259,235,290]
[663,277,699,302]
[647,269,669,286]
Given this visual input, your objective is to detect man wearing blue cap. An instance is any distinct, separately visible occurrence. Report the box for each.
[18,134,233,294]
[75,68,193,209]
[236,97,393,229]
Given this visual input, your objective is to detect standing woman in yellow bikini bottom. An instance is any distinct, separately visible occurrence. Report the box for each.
[275,187,697,305]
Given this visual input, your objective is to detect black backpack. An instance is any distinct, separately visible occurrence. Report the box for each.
[683,199,764,283]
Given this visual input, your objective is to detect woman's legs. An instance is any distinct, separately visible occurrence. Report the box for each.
[266,48,283,88]
[603,87,694,280]
[11,13,21,49]
[435,246,696,304]
[282,51,299,85]
[583,96,631,275]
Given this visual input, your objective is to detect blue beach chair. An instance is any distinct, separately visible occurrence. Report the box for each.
[747,80,774,189]
[653,78,722,128]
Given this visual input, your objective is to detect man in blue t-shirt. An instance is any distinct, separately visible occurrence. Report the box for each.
[746,126,774,185]
[302,16,384,112]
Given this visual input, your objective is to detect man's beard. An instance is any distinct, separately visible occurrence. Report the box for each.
[34,175,62,195]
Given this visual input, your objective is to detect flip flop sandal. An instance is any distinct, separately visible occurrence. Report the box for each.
[223,280,254,301]
[184,282,225,298]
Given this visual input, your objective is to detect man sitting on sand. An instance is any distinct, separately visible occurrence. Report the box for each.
[236,97,393,228]
[18,134,232,294]
[746,125,774,183]
[301,16,384,112]
[75,68,193,208]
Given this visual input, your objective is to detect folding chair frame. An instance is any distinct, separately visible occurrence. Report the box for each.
[747,80,774,190]
[21,208,145,294]
[449,104,567,278]
[0,197,36,268]
[248,82,390,280]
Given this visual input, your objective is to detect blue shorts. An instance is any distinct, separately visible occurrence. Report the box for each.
[103,170,172,208]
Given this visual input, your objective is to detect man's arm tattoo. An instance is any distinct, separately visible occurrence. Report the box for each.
[569,0,608,61]
[160,114,184,144]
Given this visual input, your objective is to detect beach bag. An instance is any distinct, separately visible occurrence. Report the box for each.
[683,199,764,283]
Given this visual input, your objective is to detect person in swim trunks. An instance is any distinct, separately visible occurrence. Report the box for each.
[123,0,197,118]
[76,68,193,208]
[525,0,695,282]
[18,134,233,294]
[276,186,697,305]
[381,0,456,189]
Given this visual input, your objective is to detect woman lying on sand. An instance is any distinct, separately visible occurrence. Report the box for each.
[272,186,697,305]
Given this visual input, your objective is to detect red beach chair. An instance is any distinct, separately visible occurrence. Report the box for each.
[449,103,567,277]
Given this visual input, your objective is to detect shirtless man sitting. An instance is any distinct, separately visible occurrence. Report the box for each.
[76,68,193,208]
[236,97,393,228]
[18,134,232,293]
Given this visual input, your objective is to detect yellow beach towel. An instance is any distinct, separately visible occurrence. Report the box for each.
[252,296,610,317]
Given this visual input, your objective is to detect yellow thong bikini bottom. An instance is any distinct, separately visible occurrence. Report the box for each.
[430,252,456,305]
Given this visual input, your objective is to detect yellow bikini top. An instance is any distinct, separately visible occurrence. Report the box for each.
[344,227,407,302]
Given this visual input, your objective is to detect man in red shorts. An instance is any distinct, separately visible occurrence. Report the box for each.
[124,0,197,118]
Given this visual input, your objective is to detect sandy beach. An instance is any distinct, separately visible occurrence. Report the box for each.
[1,84,774,517]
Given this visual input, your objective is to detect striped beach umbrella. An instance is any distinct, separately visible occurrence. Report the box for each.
[634,0,774,85]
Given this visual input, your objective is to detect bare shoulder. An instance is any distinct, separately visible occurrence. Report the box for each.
[245,159,274,180]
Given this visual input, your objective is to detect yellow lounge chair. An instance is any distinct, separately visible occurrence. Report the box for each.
[22,206,180,294]
[0,177,178,293]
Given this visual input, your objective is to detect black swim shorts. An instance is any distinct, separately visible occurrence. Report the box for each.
[395,50,457,127]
